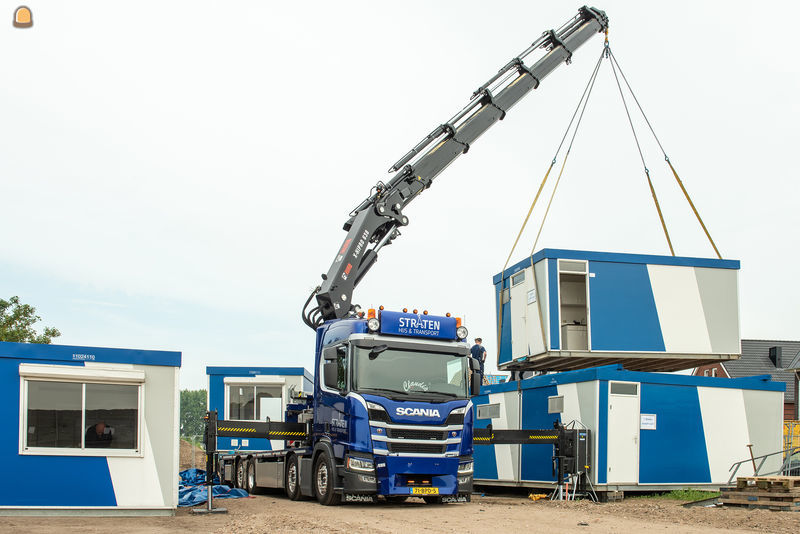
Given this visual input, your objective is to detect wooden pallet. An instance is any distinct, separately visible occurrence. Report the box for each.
[721,479,800,512]
[735,476,800,491]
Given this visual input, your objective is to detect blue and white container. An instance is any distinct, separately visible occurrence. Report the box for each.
[0,341,181,515]
[206,366,313,452]
[495,249,741,372]
[473,365,784,491]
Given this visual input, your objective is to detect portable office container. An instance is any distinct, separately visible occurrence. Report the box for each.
[472,365,784,492]
[206,366,313,452]
[494,249,741,372]
[0,341,181,515]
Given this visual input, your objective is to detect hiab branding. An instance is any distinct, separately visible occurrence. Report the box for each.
[352,230,369,260]
[396,407,440,417]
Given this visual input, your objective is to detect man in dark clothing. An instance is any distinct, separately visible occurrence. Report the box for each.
[85,422,113,448]
[470,338,487,383]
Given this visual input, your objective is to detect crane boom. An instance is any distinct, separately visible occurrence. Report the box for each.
[305,6,608,328]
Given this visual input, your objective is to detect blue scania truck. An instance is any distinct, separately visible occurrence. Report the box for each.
[210,6,607,506]
[215,307,480,504]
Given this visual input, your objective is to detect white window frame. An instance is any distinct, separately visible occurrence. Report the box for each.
[19,364,145,458]
[223,376,286,422]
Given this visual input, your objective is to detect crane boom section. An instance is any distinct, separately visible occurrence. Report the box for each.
[310,6,608,325]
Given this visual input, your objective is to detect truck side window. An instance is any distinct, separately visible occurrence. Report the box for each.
[337,352,348,391]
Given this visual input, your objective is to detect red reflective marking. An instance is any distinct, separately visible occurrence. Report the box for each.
[344,263,352,275]
[339,239,352,255]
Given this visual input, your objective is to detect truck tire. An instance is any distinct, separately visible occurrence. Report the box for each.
[313,451,341,506]
[245,459,257,494]
[285,455,301,500]
[235,459,245,489]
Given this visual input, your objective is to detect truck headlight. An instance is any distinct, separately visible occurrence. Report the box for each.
[347,456,375,473]
[458,461,473,475]
[367,318,380,331]
[449,407,466,415]
[456,326,468,340]
[366,402,385,411]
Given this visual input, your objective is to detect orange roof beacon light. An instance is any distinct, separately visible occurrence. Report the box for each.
[412,309,418,314]
[367,308,376,319]
[446,313,451,317]
[402,308,408,313]
[379,305,384,311]
[423,310,428,315]
[13,6,32,28]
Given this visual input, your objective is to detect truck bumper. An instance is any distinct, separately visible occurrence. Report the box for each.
[375,456,471,497]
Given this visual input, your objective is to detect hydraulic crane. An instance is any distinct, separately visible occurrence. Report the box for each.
[303,6,609,328]
[195,7,609,511]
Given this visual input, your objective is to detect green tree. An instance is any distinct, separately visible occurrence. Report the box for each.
[0,296,61,344]
[180,389,207,440]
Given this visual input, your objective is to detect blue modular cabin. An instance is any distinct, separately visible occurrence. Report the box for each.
[472,365,784,492]
[0,341,181,515]
[206,366,313,452]
[494,249,741,372]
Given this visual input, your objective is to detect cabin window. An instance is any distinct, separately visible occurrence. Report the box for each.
[20,370,143,457]
[610,382,638,396]
[477,403,500,419]
[228,385,283,422]
[511,271,526,286]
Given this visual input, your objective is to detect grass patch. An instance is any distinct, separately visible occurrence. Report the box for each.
[634,489,720,501]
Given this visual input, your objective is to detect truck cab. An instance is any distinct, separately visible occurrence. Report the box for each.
[312,309,479,504]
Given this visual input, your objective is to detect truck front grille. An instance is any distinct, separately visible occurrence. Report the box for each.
[387,429,447,440]
[387,443,447,454]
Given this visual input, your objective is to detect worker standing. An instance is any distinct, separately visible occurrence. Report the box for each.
[470,338,487,383]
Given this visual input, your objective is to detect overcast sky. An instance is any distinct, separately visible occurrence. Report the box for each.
[1,1,798,389]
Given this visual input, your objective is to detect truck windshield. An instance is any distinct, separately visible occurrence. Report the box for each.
[352,347,469,399]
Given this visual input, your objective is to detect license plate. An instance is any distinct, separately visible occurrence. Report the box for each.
[411,487,439,495]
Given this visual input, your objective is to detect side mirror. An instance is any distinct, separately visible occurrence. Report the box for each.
[323,344,346,361]
[369,344,389,360]
[323,362,340,390]
[470,371,481,396]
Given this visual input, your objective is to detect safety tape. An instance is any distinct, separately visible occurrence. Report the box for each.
[217,428,306,436]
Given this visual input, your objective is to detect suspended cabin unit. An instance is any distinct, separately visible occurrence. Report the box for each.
[495,249,741,372]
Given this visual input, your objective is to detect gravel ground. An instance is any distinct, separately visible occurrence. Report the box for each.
[1,491,797,534]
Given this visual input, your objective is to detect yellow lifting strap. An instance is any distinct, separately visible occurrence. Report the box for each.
[495,46,605,355]
[666,159,722,259]
[644,168,675,256]
[495,161,554,351]
[608,48,723,260]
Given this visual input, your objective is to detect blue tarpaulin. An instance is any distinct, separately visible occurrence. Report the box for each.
[178,468,249,507]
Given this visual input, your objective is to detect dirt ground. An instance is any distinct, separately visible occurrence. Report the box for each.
[1,491,797,534]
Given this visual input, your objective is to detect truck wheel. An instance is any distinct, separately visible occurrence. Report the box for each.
[285,455,301,500]
[245,459,257,494]
[235,459,245,489]
[313,451,341,506]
